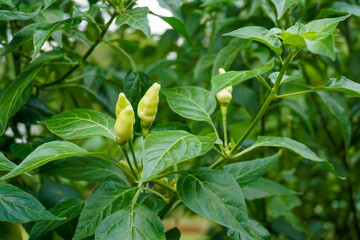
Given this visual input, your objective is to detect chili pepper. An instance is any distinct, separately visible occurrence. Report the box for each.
[114,105,134,144]
[137,83,161,136]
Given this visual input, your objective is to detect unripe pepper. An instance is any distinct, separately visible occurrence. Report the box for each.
[115,93,135,121]
[216,68,233,107]
[114,105,135,145]
[137,83,161,136]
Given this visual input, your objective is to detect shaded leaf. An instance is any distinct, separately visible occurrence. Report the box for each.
[0,182,61,223]
[327,2,360,17]
[40,156,128,184]
[242,178,299,200]
[246,136,344,179]
[177,168,254,238]
[165,227,181,240]
[224,26,282,55]
[317,92,351,148]
[33,18,82,58]
[157,0,182,19]
[141,130,216,181]
[1,141,106,180]
[73,182,138,240]
[29,197,84,240]
[44,0,58,9]
[155,14,191,44]
[0,152,16,172]
[0,0,14,7]
[194,54,216,79]
[0,23,38,56]
[95,204,166,240]
[0,51,64,136]
[224,153,279,187]
[0,6,41,21]
[41,109,116,140]
[270,0,299,19]
[115,7,151,39]
[212,39,250,77]
[211,58,275,94]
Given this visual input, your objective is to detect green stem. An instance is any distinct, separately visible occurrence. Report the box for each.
[128,139,140,173]
[212,146,226,158]
[143,187,168,202]
[159,196,178,219]
[104,40,137,70]
[221,105,228,148]
[256,75,272,91]
[151,179,177,194]
[276,89,316,98]
[210,51,298,169]
[41,12,119,88]
[120,145,139,179]
[97,155,135,181]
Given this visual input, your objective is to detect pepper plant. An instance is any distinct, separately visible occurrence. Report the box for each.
[1,0,360,239]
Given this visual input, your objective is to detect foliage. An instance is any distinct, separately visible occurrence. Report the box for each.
[1,0,360,239]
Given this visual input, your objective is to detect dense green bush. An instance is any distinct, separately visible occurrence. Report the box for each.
[1,0,360,239]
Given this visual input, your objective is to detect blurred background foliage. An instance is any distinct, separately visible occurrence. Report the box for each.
[0,0,360,239]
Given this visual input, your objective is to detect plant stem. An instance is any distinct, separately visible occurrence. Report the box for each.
[120,145,138,179]
[151,179,177,194]
[143,187,168,202]
[41,12,119,88]
[221,106,228,147]
[230,51,295,154]
[276,89,316,98]
[256,75,272,91]
[128,139,140,173]
[159,195,178,219]
[210,51,298,169]
[97,155,135,181]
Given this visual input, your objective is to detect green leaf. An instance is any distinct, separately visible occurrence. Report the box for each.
[0,141,106,180]
[228,218,270,240]
[162,87,217,125]
[211,39,250,77]
[304,14,350,36]
[33,18,82,58]
[177,168,254,239]
[0,0,14,8]
[29,197,84,240]
[157,0,182,19]
[0,6,41,21]
[211,58,275,94]
[224,153,279,187]
[0,50,64,136]
[165,227,181,240]
[0,152,16,172]
[155,15,191,44]
[313,76,360,97]
[95,204,166,240]
[242,178,299,200]
[268,72,302,85]
[327,2,360,17]
[137,193,166,212]
[1,23,39,56]
[305,34,335,61]
[317,92,351,148]
[73,182,138,240]
[224,26,283,55]
[41,109,116,140]
[247,136,344,179]
[140,130,216,181]
[115,7,151,39]
[270,0,299,19]
[194,54,216,79]
[0,183,61,223]
[44,0,58,9]
[40,156,128,184]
